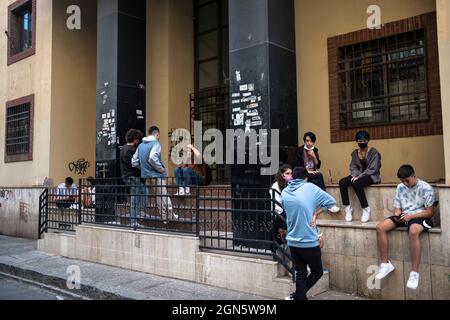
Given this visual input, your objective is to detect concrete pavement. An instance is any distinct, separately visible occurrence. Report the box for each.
[0,235,367,300]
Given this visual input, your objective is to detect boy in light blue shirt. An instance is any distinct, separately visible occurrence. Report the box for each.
[281,167,337,300]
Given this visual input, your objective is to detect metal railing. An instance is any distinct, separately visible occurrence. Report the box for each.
[38,178,294,279]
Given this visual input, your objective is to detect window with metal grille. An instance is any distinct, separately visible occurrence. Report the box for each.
[7,0,36,65]
[5,96,33,163]
[190,86,231,184]
[338,29,428,128]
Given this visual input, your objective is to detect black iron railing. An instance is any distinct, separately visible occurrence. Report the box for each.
[38,178,294,279]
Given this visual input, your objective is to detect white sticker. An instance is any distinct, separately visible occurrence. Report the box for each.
[248,103,259,109]
[232,99,241,104]
[257,96,262,102]
[102,114,107,119]
[240,85,248,91]
[136,110,143,115]
[243,92,251,97]
[107,113,111,118]
[232,107,241,113]
[235,71,241,82]
[248,84,255,91]
[111,110,115,117]
[232,93,241,98]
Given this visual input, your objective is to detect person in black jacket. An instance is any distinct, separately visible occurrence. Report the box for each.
[292,132,327,191]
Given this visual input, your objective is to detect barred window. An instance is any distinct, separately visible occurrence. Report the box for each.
[5,96,33,163]
[338,29,428,128]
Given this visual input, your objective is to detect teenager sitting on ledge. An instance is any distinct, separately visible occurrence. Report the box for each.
[339,131,381,223]
[375,165,437,290]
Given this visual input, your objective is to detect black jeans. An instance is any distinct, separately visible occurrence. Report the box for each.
[309,172,326,191]
[339,175,374,208]
[290,246,324,300]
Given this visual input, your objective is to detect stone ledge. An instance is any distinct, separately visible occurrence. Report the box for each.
[317,220,442,233]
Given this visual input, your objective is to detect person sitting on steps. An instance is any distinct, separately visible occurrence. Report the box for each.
[174,144,207,196]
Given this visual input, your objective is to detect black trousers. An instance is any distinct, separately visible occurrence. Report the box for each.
[309,172,326,191]
[290,246,324,300]
[339,175,374,208]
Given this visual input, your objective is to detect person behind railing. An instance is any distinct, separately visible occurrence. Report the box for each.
[81,176,96,209]
[281,167,338,301]
[375,165,437,291]
[120,129,146,228]
[174,144,206,196]
[56,177,78,209]
[338,130,381,223]
[270,164,292,247]
[132,126,178,224]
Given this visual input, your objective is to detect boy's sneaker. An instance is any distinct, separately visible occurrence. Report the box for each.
[361,207,371,223]
[345,206,353,222]
[328,205,340,213]
[175,187,185,196]
[375,261,395,280]
[407,271,420,290]
[284,293,294,301]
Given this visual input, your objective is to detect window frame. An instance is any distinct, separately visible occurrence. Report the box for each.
[5,94,34,163]
[338,29,429,129]
[7,0,37,66]
[328,12,442,143]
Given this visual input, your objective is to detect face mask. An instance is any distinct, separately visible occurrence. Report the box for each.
[304,145,315,151]
[358,143,368,149]
[284,176,293,183]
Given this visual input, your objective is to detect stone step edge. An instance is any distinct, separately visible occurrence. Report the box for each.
[0,261,131,300]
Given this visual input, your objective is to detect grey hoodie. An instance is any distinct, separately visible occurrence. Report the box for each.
[349,148,381,184]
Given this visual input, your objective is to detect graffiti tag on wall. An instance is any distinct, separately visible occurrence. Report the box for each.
[0,190,13,201]
[20,202,30,223]
[68,159,90,176]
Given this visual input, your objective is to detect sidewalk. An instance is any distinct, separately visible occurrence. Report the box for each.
[0,235,366,300]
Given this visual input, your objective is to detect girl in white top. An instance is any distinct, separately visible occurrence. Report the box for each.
[270,165,293,245]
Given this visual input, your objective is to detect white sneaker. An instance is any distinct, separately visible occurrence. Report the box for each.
[407,271,420,290]
[284,293,294,301]
[175,187,185,196]
[328,205,340,214]
[361,207,371,223]
[185,187,191,195]
[345,206,353,222]
[375,261,395,280]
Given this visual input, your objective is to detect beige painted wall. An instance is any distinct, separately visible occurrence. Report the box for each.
[437,0,450,184]
[295,0,445,183]
[49,0,97,185]
[147,0,194,174]
[0,0,53,187]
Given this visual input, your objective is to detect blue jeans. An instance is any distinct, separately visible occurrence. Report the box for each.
[174,167,202,186]
[125,176,147,226]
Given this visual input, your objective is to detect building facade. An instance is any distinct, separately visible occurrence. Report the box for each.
[1,0,450,187]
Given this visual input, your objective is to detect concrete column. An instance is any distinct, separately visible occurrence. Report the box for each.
[229,0,298,188]
[95,0,147,178]
[437,0,450,184]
